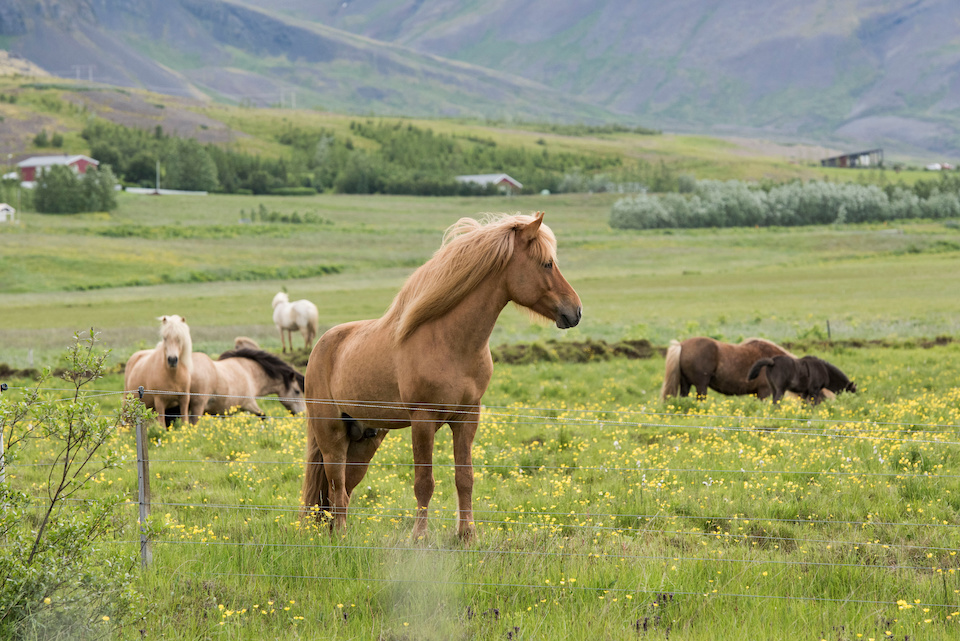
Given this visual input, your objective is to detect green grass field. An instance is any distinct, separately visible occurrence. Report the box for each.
[2,188,960,639]
[2,191,959,366]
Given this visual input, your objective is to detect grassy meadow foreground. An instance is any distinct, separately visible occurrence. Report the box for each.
[2,191,960,639]
[6,345,960,640]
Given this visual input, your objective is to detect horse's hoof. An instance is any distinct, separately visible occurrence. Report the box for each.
[410,526,430,544]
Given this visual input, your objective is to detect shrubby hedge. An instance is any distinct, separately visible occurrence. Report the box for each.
[610,179,960,229]
[33,164,118,214]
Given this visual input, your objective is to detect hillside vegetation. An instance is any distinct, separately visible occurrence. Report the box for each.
[0,78,943,198]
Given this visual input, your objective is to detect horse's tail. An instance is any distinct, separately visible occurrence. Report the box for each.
[747,358,775,381]
[659,340,682,400]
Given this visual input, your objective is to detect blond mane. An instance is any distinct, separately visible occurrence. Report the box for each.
[382,213,557,342]
[158,314,193,371]
[742,337,796,358]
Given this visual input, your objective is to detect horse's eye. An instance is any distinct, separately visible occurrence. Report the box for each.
[543,260,553,269]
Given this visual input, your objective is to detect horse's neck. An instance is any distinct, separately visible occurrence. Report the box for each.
[422,274,509,354]
[236,359,275,395]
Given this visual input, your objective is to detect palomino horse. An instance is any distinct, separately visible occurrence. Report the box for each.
[166,348,306,424]
[302,212,581,541]
[124,315,194,426]
[203,348,306,416]
[660,336,797,400]
[272,292,319,352]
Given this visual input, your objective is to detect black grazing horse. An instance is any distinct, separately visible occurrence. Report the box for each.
[747,355,856,405]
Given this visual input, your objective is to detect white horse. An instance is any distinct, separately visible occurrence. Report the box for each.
[272,292,319,352]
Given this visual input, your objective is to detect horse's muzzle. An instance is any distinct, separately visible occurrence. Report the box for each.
[167,355,179,368]
[556,306,582,329]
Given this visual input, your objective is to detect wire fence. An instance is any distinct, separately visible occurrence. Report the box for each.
[3,382,960,612]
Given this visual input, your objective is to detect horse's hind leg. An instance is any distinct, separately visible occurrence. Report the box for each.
[688,373,710,399]
[342,430,387,497]
[301,429,328,520]
[678,374,692,398]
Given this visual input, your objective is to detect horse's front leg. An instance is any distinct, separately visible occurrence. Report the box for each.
[451,408,479,542]
[152,398,168,428]
[180,392,191,426]
[410,414,441,541]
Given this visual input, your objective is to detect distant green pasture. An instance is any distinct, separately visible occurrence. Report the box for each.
[1,192,959,367]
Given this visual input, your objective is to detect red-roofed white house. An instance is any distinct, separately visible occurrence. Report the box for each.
[17,155,99,182]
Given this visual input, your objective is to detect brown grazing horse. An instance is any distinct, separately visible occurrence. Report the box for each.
[660,336,796,400]
[124,315,194,427]
[302,212,581,541]
[747,355,856,404]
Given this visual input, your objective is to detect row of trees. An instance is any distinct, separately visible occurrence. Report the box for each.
[78,118,666,196]
[610,178,960,230]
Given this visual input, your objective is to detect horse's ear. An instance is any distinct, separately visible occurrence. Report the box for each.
[518,212,544,243]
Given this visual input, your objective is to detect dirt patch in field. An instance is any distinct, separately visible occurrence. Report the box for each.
[491,338,656,364]
[783,336,955,352]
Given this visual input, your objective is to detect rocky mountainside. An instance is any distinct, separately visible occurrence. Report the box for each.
[3,0,960,156]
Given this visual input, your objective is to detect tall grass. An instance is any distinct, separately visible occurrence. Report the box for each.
[4,345,960,639]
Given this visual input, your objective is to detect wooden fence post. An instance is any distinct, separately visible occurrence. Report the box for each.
[135,386,152,568]
[0,382,7,485]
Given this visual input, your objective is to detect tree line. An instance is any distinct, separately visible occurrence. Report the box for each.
[610,176,960,230]
[77,118,668,196]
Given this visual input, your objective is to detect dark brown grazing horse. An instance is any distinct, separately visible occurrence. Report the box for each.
[747,355,856,404]
[660,337,797,400]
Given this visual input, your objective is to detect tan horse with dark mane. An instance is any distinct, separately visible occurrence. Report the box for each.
[198,348,306,417]
[660,336,796,400]
[124,315,194,426]
[301,212,581,541]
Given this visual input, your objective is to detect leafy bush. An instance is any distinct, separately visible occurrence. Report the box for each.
[33,165,118,214]
[0,331,152,638]
[163,138,219,192]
